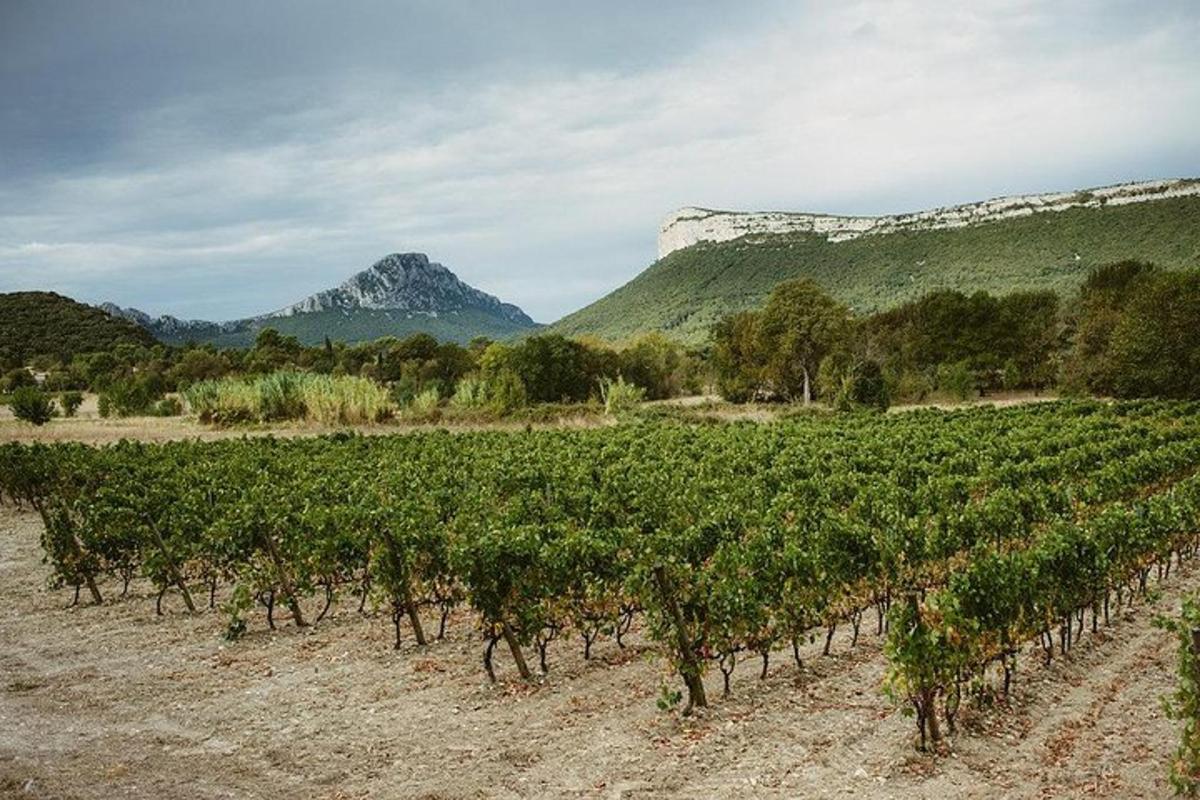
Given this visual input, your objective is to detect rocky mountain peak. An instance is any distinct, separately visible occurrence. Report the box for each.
[269,252,533,325]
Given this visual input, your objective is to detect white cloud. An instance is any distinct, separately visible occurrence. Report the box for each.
[1,1,1197,321]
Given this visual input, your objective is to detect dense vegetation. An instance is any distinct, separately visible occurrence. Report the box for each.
[713,261,1200,406]
[184,372,393,425]
[0,291,158,363]
[4,401,1198,749]
[550,195,1200,344]
[0,325,703,423]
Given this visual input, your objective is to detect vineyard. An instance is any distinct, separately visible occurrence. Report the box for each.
[3,399,1200,756]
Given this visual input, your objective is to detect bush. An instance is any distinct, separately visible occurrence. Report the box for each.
[303,374,392,425]
[891,370,934,404]
[43,370,78,392]
[153,396,183,417]
[99,377,162,417]
[1001,360,1022,392]
[185,372,393,425]
[835,360,889,412]
[937,360,977,401]
[407,386,442,421]
[183,380,223,422]
[256,371,307,421]
[598,375,645,416]
[488,369,527,414]
[10,386,55,426]
[2,368,35,393]
[450,376,490,409]
[59,391,84,417]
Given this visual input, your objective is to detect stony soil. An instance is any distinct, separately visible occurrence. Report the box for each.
[0,502,1186,799]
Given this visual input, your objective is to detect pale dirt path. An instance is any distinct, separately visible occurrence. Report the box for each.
[0,413,609,446]
[0,504,1187,799]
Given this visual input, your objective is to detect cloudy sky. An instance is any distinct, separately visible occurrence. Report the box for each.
[2,1,1198,322]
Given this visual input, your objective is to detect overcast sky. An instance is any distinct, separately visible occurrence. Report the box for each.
[2,1,1198,322]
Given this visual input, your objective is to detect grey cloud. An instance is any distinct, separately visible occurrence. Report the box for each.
[0,1,1198,323]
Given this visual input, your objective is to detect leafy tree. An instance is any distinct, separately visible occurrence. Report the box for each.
[10,387,55,425]
[757,280,852,403]
[618,333,689,400]
[1064,261,1158,394]
[835,360,889,411]
[1105,271,1200,399]
[2,367,34,392]
[59,391,84,417]
[99,376,163,417]
[488,368,527,413]
[247,328,303,373]
[168,348,231,388]
[712,311,764,402]
[937,360,976,401]
[496,335,599,403]
[82,352,121,389]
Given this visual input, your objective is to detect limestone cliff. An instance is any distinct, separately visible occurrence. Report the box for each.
[658,178,1200,258]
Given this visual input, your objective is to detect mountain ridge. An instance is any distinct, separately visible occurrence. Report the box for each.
[657,178,1200,257]
[551,178,1200,345]
[103,252,537,346]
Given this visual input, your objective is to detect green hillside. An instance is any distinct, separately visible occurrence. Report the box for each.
[550,195,1200,344]
[0,291,159,363]
[166,307,541,348]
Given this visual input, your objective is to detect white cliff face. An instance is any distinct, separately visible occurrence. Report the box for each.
[657,179,1200,259]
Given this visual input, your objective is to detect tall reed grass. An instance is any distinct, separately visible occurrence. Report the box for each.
[184,371,393,425]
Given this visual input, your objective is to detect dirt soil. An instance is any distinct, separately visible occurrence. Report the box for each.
[0,410,608,447]
[0,503,1186,799]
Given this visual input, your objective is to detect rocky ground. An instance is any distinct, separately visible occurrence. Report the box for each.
[0,503,1187,799]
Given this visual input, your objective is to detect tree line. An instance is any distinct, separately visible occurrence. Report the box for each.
[3,327,706,421]
[5,260,1198,423]
[712,261,1200,408]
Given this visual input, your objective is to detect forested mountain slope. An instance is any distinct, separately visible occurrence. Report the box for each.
[551,190,1200,344]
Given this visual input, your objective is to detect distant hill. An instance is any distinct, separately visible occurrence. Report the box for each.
[103,252,539,346]
[550,179,1200,344]
[0,291,159,363]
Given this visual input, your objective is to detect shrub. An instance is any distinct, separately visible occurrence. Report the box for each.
[43,370,77,392]
[450,376,490,409]
[59,391,84,417]
[937,360,977,401]
[183,380,223,422]
[598,375,645,416]
[407,386,442,421]
[835,360,889,412]
[891,371,934,404]
[303,374,392,425]
[99,377,161,417]
[153,396,183,417]
[488,369,527,414]
[1001,360,1022,391]
[257,371,307,421]
[11,387,55,425]
[186,372,393,425]
[2,368,35,392]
